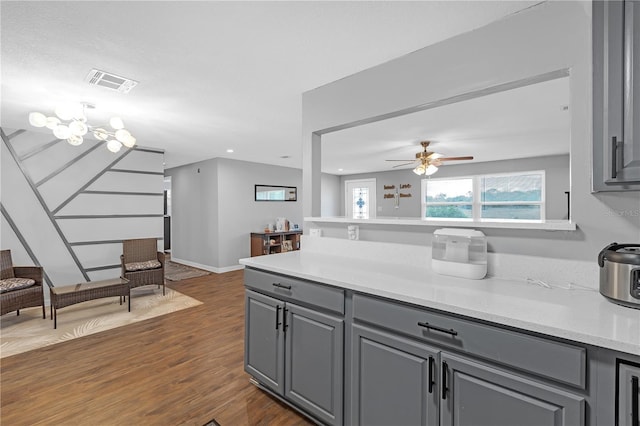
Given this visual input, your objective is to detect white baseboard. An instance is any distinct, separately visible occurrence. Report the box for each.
[170,257,244,274]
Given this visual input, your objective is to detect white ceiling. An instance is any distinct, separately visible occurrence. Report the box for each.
[1,0,543,170]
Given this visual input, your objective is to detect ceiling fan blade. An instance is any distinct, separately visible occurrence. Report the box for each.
[436,156,474,162]
[391,162,416,168]
[385,159,417,162]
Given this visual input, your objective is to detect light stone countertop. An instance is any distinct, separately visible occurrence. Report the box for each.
[239,250,640,356]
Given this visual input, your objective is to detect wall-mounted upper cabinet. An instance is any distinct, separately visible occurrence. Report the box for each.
[593,0,640,191]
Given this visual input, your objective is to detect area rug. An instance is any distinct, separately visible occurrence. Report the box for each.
[165,260,210,281]
[0,286,202,358]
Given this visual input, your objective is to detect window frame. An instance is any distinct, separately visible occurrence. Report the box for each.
[421,170,546,222]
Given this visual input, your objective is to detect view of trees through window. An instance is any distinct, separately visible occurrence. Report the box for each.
[422,172,544,221]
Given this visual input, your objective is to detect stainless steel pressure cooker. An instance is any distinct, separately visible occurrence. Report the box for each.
[598,243,640,309]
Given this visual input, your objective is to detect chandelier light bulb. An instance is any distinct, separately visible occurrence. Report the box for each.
[413,163,427,175]
[45,116,61,130]
[28,112,47,127]
[109,117,124,130]
[53,124,71,140]
[115,128,131,143]
[67,134,84,146]
[121,135,136,148]
[107,139,123,153]
[69,120,88,136]
[93,128,109,141]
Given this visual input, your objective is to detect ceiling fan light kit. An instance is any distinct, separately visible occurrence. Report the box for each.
[28,102,136,153]
[387,141,474,176]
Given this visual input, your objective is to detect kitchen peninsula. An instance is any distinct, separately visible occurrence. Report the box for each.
[240,237,640,426]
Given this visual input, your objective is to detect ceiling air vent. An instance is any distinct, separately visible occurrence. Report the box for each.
[84,69,138,94]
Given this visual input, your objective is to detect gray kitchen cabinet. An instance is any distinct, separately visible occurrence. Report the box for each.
[245,289,284,394]
[244,272,344,425]
[352,293,587,426]
[284,302,344,425]
[440,353,585,426]
[593,0,640,190]
[351,324,439,426]
[617,360,640,426]
[244,267,640,426]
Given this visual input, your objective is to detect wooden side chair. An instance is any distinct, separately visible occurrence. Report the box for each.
[0,249,45,318]
[121,238,165,296]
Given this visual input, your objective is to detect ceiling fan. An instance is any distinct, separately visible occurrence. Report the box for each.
[385,141,474,176]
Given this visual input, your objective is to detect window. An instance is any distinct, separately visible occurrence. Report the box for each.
[421,171,545,221]
[351,187,370,219]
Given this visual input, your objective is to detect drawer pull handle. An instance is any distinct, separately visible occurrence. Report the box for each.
[275,305,281,330]
[442,361,448,400]
[611,136,620,179]
[428,356,435,394]
[632,375,639,426]
[417,321,458,336]
[272,282,292,290]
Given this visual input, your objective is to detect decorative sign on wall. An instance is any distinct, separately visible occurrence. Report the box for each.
[383,183,414,208]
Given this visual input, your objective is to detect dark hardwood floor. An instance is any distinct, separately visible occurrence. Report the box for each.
[0,270,313,426]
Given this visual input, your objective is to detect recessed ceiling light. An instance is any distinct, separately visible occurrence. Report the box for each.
[338,168,344,171]
[226,149,234,153]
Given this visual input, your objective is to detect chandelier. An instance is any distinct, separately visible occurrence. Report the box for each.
[28,102,136,153]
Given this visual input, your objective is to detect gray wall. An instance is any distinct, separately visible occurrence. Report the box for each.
[302,1,640,261]
[1,127,164,292]
[321,173,340,216]
[338,155,570,220]
[165,157,302,270]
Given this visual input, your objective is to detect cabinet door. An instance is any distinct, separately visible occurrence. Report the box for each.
[244,290,284,395]
[351,324,439,426]
[593,0,640,190]
[284,302,344,425]
[440,353,585,426]
[618,361,640,426]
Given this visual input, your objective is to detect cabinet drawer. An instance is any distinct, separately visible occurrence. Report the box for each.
[245,268,344,315]
[353,293,586,388]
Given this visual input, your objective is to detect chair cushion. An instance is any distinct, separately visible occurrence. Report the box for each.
[125,260,162,272]
[0,277,36,293]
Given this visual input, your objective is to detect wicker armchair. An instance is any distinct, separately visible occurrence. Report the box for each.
[0,250,45,318]
[121,238,165,296]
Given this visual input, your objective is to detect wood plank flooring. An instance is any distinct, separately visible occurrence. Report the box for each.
[0,270,313,426]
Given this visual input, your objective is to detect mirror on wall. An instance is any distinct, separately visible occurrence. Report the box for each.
[320,75,571,221]
[255,185,297,201]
